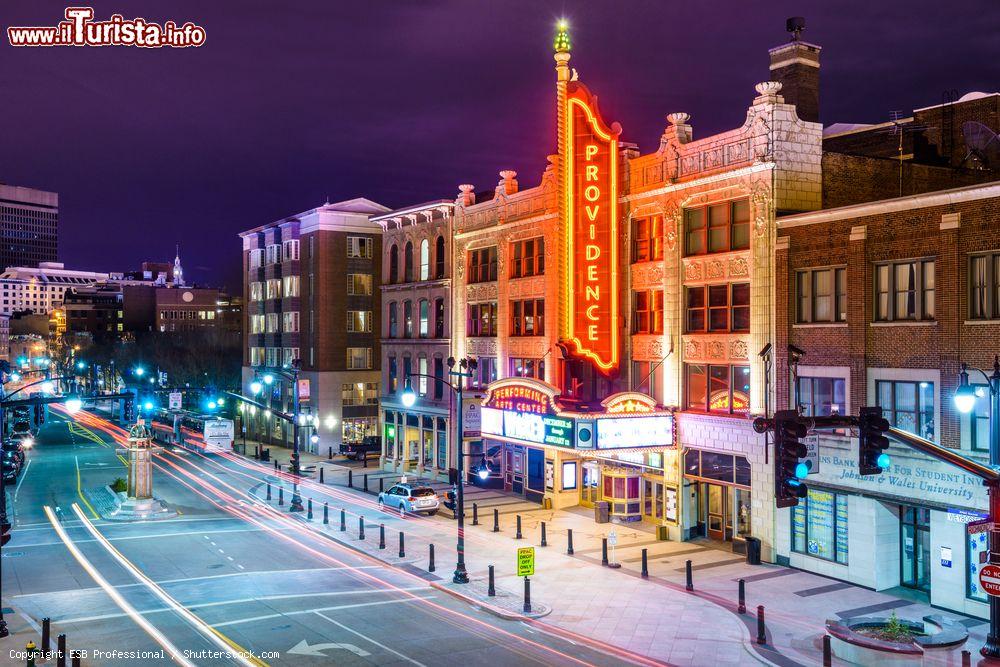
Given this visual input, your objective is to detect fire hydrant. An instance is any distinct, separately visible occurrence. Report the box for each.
[25,640,38,666]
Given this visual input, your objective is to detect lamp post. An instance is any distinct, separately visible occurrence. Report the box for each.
[401,356,477,585]
[955,356,1000,658]
[251,364,304,512]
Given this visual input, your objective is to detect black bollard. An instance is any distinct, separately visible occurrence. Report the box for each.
[71,651,81,667]
[363,474,368,492]
[515,515,523,539]
[274,459,278,470]
[379,523,385,549]
[57,634,66,667]
[472,503,479,526]
[540,521,547,547]
[738,578,746,614]
[602,538,609,566]
[429,544,435,572]
[340,508,346,531]
[348,469,353,488]
[254,445,260,459]
[379,477,384,493]
[323,502,329,525]
[399,531,405,558]
[756,605,766,645]
[359,516,365,540]
[41,618,51,653]
[567,529,574,555]
[823,634,832,667]
[320,467,325,484]
[363,452,368,468]
[328,446,333,460]
[962,650,971,667]
[307,498,313,520]
[278,487,284,506]
[492,508,500,533]
[266,481,272,501]
[523,577,532,614]
[685,559,693,591]
[641,548,648,578]
[488,565,496,596]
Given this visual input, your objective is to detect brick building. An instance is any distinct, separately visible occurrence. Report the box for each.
[239,198,387,453]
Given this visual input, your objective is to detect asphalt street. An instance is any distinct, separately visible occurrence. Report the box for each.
[1,411,647,666]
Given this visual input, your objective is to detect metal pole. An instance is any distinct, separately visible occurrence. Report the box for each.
[41,618,50,653]
[515,515,523,539]
[289,368,304,512]
[307,498,313,520]
[523,577,531,614]
[567,528,574,555]
[823,634,832,667]
[57,634,66,667]
[453,376,468,584]
[348,469,353,488]
[685,559,694,591]
[363,473,368,493]
[399,531,405,558]
[488,565,496,596]
[278,487,284,506]
[379,523,385,549]
[358,516,365,540]
[601,538,609,566]
[756,605,766,645]
[493,508,500,532]
[472,503,478,526]
[738,578,747,614]
[540,521,547,547]
[984,480,1000,658]
[320,467,324,484]
[340,508,346,531]
[641,548,648,578]
[323,502,329,525]
[429,544,435,572]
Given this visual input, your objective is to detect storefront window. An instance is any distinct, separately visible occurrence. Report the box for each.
[562,461,577,490]
[685,364,750,414]
[384,410,396,458]
[791,489,848,564]
[797,376,847,416]
[968,520,991,602]
[436,418,447,469]
[422,418,433,467]
[735,488,752,538]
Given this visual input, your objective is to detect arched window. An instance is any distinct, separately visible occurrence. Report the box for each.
[419,299,429,338]
[388,302,398,338]
[389,244,399,284]
[419,239,430,281]
[404,241,414,282]
[434,298,445,338]
[403,300,413,338]
[435,236,446,279]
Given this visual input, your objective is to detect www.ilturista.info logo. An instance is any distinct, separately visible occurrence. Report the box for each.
[7,7,206,48]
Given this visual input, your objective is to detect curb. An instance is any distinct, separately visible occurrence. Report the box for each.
[428,580,552,621]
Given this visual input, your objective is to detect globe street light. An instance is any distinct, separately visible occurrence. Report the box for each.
[134,367,145,377]
[263,374,274,386]
[401,380,417,408]
[250,381,263,396]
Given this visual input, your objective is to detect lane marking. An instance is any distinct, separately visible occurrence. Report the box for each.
[315,611,428,667]
[11,525,303,548]
[211,596,433,629]
[13,458,32,501]
[74,455,100,520]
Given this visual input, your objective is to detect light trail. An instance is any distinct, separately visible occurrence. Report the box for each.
[43,505,197,667]
[69,504,266,667]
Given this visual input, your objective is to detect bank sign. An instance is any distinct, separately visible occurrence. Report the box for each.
[481,407,574,448]
[565,82,622,375]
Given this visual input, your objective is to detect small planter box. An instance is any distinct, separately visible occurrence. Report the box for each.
[825,615,968,666]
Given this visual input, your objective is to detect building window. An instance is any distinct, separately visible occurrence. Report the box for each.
[434,357,444,400]
[510,238,545,278]
[418,356,429,396]
[469,357,497,388]
[686,283,749,332]
[281,275,300,297]
[791,489,848,565]
[249,282,263,301]
[347,273,372,296]
[282,311,300,333]
[347,347,373,370]
[388,355,398,393]
[876,379,934,441]
[632,290,664,334]
[510,299,544,336]
[250,314,265,334]
[960,385,991,452]
[265,279,281,299]
[435,236,446,279]
[631,360,664,405]
[684,199,750,256]
[346,311,372,333]
[796,268,846,323]
[404,241,414,282]
[796,377,846,416]
[389,244,399,284]
[875,259,935,322]
[632,215,663,263]
[418,299,429,338]
[468,247,498,283]
[342,382,379,406]
[388,302,398,338]
[434,298,445,338]
[420,239,430,281]
[685,364,751,414]
[510,357,545,380]
[969,253,1000,320]
[347,236,373,259]
[265,313,279,333]
[403,300,413,338]
[468,302,497,337]
[283,239,300,261]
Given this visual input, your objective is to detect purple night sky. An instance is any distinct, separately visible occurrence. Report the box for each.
[2,1,997,291]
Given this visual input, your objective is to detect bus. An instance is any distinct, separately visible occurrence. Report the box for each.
[148,410,234,453]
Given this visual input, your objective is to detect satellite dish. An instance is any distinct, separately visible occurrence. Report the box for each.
[962,121,1000,169]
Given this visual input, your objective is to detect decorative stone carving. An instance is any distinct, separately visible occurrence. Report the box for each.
[754,81,783,97]
[466,283,497,302]
[631,262,664,289]
[667,112,690,126]
[730,339,749,360]
[707,340,725,359]
[684,261,703,282]
[665,227,677,251]
[684,340,701,359]
[729,256,749,278]
[707,261,724,279]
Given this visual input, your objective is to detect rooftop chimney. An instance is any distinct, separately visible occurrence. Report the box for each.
[768,17,821,123]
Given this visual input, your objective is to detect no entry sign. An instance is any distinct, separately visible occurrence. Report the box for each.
[979,564,1000,597]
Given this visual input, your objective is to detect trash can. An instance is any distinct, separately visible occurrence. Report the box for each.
[745,536,762,565]
[594,501,610,524]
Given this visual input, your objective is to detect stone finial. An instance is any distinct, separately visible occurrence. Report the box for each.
[498,170,518,195]
[662,112,693,146]
[667,112,690,126]
[457,184,475,207]
[754,81,784,104]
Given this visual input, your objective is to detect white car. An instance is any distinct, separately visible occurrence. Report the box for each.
[378,484,440,517]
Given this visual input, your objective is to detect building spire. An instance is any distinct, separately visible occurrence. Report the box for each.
[173,244,185,286]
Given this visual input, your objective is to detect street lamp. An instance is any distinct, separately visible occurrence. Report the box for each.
[250,381,263,396]
[252,362,305,512]
[401,356,478,585]
[134,366,145,377]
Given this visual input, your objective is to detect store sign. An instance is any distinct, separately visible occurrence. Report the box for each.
[565,83,621,375]
[803,435,820,474]
[481,407,575,448]
[603,392,657,414]
[484,382,555,415]
[596,415,674,449]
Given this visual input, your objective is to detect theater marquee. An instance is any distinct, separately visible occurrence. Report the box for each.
[565,83,622,374]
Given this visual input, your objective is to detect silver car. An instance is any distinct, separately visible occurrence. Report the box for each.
[378,483,440,517]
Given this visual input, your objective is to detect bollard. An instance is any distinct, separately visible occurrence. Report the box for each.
[255,445,260,459]
[340,508,346,531]
[962,650,971,667]
[523,577,532,614]
[429,544,436,572]
[359,516,366,540]
[328,446,333,460]
[57,634,66,667]
[320,467,325,484]
[363,474,368,492]
[363,452,368,468]
[399,531,406,558]
[738,578,746,614]
[602,538,609,566]
[41,617,50,653]
[756,605,766,645]
[641,548,648,578]
[567,528,574,555]
[492,508,500,533]
[274,460,278,470]
[266,481,271,501]
[515,515,523,539]
[25,641,36,667]
[823,634,832,667]
[540,522,547,547]
[278,487,284,506]
[379,477,384,493]
[379,523,386,549]
[488,565,496,596]
[307,498,313,520]
[323,502,329,525]
[348,469,353,488]
[472,503,479,526]
[71,651,81,667]
[685,559,694,591]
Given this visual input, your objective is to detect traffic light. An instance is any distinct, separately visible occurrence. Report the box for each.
[858,406,891,475]
[774,409,810,508]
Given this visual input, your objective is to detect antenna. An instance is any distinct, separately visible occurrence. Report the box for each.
[875,111,932,197]
[786,16,806,41]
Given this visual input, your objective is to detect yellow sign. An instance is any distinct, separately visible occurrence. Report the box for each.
[517,547,535,577]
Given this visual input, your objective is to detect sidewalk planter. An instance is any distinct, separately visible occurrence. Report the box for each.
[825,615,967,665]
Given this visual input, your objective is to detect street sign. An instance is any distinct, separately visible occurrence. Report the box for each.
[608,529,618,546]
[803,434,820,474]
[517,547,535,577]
[168,392,182,410]
[979,564,1000,597]
[298,378,311,400]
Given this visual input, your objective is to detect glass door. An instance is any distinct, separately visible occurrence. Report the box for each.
[900,506,931,591]
[707,483,726,541]
[580,463,599,506]
[643,479,654,519]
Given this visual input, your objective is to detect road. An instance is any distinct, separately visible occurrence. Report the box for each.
[2,410,656,666]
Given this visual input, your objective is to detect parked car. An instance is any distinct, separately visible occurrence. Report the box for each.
[8,432,34,450]
[11,406,31,420]
[2,450,21,481]
[11,420,33,437]
[3,439,25,466]
[378,483,440,517]
[341,435,381,461]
